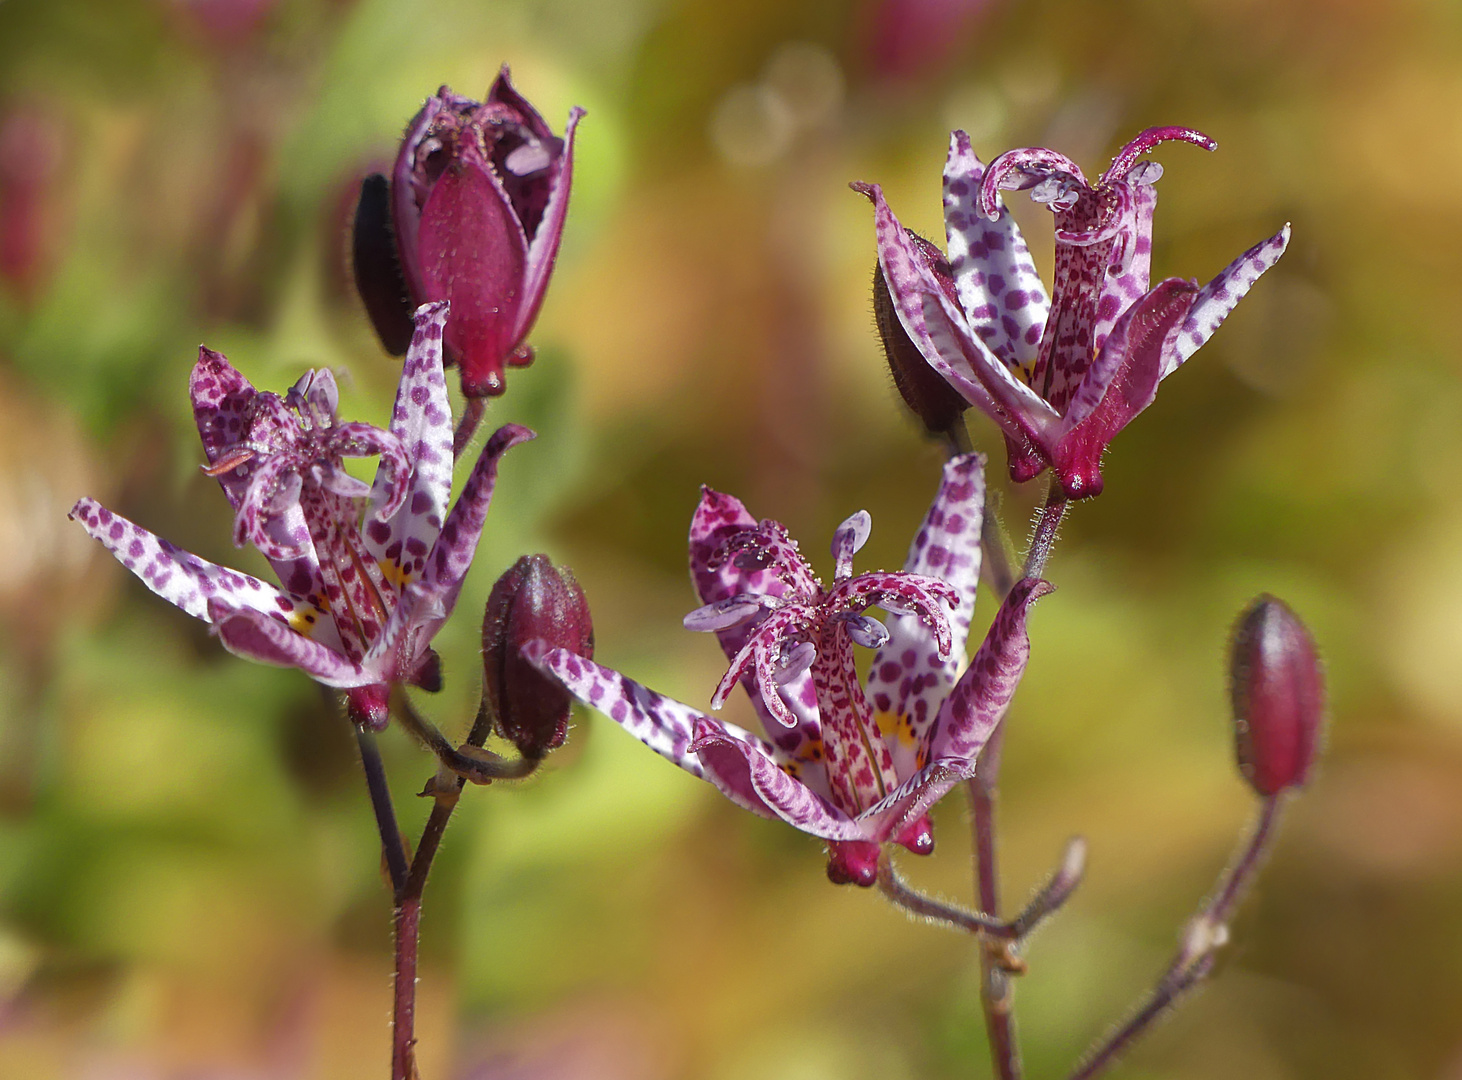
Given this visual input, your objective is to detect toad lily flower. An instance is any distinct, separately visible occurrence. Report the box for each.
[69,302,533,729]
[532,454,1051,886]
[857,126,1290,498]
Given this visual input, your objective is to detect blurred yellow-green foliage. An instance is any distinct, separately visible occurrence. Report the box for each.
[0,0,1458,1076]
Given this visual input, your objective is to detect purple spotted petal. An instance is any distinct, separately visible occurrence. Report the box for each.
[419,422,535,610]
[1167,223,1291,377]
[926,577,1052,762]
[688,487,822,740]
[209,601,370,687]
[532,647,705,778]
[689,717,871,842]
[866,453,986,776]
[68,498,324,629]
[1089,182,1156,358]
[942,131,1049,374]
[365,302,456,583]
[190,349,323,596]
[1052,279,1200,499]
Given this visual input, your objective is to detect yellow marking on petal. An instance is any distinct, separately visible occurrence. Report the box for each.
[377,556,414,591]
[287,606,319,637]
[875,711,918,747]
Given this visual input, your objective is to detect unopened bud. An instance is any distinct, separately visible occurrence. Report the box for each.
[872,230,969,441]
[1228,595,1324,796]
[482,555,594,759]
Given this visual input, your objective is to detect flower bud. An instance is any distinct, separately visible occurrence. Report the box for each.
[355,68,583,399]
[482,555,593,759]
[1228,595,1324,796]
[872,230,969,441]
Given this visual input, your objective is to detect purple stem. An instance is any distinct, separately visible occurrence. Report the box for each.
[964,482,1071,1080]
[1067,796,1285,1080]
[357,728,409,896]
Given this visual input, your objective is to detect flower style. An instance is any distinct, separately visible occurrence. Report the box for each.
[354,67,583,399]
[857,126,1291,498]
[532,455,1050,886]
[69,302,533,729]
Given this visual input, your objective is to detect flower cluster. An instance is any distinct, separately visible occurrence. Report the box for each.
[533,454,1050,885]
[71,303,532,728]
[859,127,1289,498]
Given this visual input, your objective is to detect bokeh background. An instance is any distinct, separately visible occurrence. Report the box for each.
[0,0,1456,1076]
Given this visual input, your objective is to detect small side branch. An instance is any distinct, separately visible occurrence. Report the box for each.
[1068,796,1285,1080]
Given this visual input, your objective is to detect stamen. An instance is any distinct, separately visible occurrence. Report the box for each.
[200,446,256,477]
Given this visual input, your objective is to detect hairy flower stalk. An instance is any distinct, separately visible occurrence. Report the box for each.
[532,454,1050,886]
[70,302,533,728]
[858,127,1290,497]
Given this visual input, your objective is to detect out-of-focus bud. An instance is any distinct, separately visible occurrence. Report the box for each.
[483,555,594,759]
[1228,595,1324,797]
[354,68,584,399]
[0,106,64,304]
[872,230,969,441]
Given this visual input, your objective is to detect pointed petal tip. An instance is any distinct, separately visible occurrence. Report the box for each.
[849,180,877,200]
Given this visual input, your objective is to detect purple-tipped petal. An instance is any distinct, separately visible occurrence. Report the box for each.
[1099,126,1216,187]
[866,453,986,776]
[365,302,456,582]
[1052,278,1199,498]
[942,131,1050,375]
[830,509,871,580]
[420,422,534,609]
[1167,223,1291,377]
[210,602,369,687]
[927,577,1053,762]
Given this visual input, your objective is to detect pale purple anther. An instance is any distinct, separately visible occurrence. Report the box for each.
[70,302,534,729]
[858,126,1290,498]
[531,453,1051,887]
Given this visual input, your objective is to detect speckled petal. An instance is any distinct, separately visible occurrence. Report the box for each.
[690,717,871,841]
[1167,223,1291,377]
[419,422,535,612]
[926,577,1053,763]
[688,487,822,742]
[190,348,324,599]
[866,454,986,777]
[943,131,1049,374]
[365,302,456,584]
[1090,182,1156,359]
[68,498,324,630]
[210,601,369,687]
[532,646,706,778]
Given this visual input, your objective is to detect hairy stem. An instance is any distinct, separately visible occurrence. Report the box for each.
[1068,796,1285,1080]
[392,897,422,1080]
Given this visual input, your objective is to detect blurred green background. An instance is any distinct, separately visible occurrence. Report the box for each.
[0,0,1455,1076]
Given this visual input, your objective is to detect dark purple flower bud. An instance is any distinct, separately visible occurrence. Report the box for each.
[1228,595,1325,797]
[483,555,594,759]
[361,68,583,399]
[872,230,969,441]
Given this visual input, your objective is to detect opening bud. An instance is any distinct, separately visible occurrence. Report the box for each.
[871,231,969,442]
[482,555,594,760]
[1228,595,1324,797]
